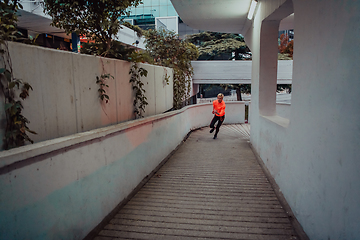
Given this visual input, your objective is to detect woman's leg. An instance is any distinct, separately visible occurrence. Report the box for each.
[210,115,219,132]
[214,116,225,138]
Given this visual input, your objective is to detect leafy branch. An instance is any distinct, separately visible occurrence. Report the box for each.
[186,31,250,60]
[163,68,170,85]
[129,63,148,118]
[96,73,113,103]
[144,29,199,109]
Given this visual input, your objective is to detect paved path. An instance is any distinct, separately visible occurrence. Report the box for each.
[93,124,299,240]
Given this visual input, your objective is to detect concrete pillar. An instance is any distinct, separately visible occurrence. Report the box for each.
[259,20,279,116]
[192,83,199,96]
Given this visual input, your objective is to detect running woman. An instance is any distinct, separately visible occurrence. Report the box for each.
[210,93,226,139]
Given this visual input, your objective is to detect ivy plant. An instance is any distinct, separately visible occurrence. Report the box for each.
[1,0,36,150]
[129,64,148,118]
[144,29,199,109]
[96,73,113,103]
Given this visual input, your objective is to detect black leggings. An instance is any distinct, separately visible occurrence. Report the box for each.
[210,115,225,135]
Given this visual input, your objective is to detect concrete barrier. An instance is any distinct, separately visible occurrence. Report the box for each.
[0,101,245,240]
[1,41,173,148]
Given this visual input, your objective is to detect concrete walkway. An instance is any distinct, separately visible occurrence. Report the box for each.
[93,124,299,240]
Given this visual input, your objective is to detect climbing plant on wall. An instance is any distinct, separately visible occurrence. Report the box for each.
[144,29,199,109]
[129,63,148,118]
[44,0,152,116]
[0,0,36,150]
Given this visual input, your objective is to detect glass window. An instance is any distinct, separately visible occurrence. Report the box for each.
[143,6,153,15]
[142,0,152,7]
[135,6,144,15]
[152,0,160,6]
[159,5,167,17]
[167,5,178,16]
[159,0,170,5]
[151,9,160,18]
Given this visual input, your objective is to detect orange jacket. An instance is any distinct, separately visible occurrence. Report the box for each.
[213,100,226,117]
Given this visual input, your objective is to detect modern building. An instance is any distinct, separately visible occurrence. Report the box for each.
[123,0,202,39]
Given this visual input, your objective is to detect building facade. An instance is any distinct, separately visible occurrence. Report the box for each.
[124,0,201,39]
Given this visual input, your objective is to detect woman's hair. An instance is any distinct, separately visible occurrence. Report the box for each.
[217,93,224,98]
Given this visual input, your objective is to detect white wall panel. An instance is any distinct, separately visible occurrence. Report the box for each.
[1,42,173,146]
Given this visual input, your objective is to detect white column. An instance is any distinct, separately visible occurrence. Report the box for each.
[259,20,280,116]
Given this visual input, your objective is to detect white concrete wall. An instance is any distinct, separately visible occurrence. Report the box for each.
[117,25,146,50]
[0,101,244,240]
[21,1,49,18]
[223,102,246,124]
[0,42,173,148]
[191,60,293,84]
[156,16,179,34]
[276,103,291,119]
[245,0,360,239]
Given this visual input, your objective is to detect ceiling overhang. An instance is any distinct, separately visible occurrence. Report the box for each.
[279,13,294,31]
[170,0,252,34]
[17,10,70,39]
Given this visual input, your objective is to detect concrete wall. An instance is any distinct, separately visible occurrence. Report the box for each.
[0,101,245,240]
[191,60,293,84]
[0,42,173,148]
[223,102,246,124]
[245,0,360,239]
[276,103,291,119]
[117,25,146,50]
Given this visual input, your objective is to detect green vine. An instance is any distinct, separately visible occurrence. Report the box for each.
[1,0,36,150]
[163,68,170,85]
[96,73,113,103]
[144,29,199,110]
[129,63,148,118]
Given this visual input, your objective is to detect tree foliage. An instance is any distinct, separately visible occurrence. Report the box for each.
[0,0,22,42]
[220,84,251,101]
[186,31,250,60]
[122,21,143,37]
[278,33,293,59]
[277,33,293,91]
[145,29,199,109]
[43,0,142,54]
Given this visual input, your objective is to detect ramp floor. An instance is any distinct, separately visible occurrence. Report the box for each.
[93,124,299,240]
